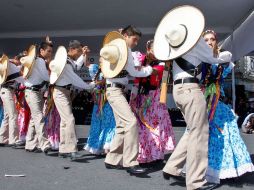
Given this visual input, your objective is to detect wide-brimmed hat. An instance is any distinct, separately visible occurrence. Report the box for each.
[49,46,67,84]
[154,5,205,60]
[100,31,128,78]
[0,54,9,84]
[20,45,36,78]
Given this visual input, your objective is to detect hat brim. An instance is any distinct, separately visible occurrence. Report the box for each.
[49,46,67,84]
[22,45,36,78]
[0,54,9,84]
[100,31,128,78]
[154,5,205,61]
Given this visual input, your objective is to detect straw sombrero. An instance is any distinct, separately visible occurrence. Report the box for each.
[49,46,67,84]
[100,31,128,78]
[0,54,9,84]
[20,45,36,78]
[153,5,205,61]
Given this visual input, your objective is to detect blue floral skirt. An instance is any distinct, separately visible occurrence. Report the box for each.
[206,101,254,183]
[84,102,115,154]
[0,104,3,127]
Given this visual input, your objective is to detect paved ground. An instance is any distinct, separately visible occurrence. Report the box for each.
[0,127,254,190]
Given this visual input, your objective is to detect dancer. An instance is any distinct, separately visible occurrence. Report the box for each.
[202,29,254,184]
[49,42,94,161]
[153,6,232,190]
[100,29,155,175]
[22,43,53,154]
[130,40,176,164]
[84,63,116,154]
[0,54,23,147]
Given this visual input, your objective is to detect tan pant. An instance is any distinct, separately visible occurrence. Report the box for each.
[24,89,51,151]
[53,87,77,153]
[105,87,139,167]
[0,88,19,144]
[163,83,209,190]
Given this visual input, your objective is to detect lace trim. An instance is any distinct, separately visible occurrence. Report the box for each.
[84,143,111,155]
[206,163,254,183]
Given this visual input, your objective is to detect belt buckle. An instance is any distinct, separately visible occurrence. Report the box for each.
[181,78,184,85]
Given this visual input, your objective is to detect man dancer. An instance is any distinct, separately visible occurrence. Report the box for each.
[23,42,53,154]
[153,5,232,190]
[52,40,94,161]
[101,27,156,174]
[0,55,23,147]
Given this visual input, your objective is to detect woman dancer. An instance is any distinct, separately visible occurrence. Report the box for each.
[202,30,254,183]
[130,40,175,163]
[84,63,115,154]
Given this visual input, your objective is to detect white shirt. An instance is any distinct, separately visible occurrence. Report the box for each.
[173,38,232,81]
[55,58,93,90]
[106,48,153,85]
[24,57,49,87]
[72,55,86,71]
[0,62,23,88]
[8,62,23,83]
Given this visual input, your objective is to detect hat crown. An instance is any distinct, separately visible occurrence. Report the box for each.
[100,45,120,65]
[165,24,187,48]
[49,46,67,84]
[49,60,58,72]
[20,56,34,67]
[0,63,5,73]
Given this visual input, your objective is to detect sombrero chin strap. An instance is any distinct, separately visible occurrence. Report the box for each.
[5,72,21,83]
[175,57,202,78]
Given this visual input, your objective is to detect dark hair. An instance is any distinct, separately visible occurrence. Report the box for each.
[16,52,26,60]
[39,42,53,52]
[69,40,82,49]
[203,29,217,40]
[121,25,142,37]
[202,29,219,57]
[146,39,154,49]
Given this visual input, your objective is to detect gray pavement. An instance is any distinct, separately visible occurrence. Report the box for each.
[0,127,254,190]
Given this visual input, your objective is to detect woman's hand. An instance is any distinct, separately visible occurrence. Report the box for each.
[95,79,106,85]
[152,68,158,75]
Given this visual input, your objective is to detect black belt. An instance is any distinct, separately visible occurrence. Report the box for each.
[55,84,72,90]
[1,85,15,90]
[174,77,199,85]
[106,83,125,89]
[114,70,128,78]
[26,86,40,92]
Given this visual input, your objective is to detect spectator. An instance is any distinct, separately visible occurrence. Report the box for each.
[242,113,254,134]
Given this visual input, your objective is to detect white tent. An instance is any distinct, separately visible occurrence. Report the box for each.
[222,10,254,61]
[0,0,253,55]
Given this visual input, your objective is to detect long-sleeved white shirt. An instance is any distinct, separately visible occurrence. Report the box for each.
[1,62,23,87]
[173,38,232,81]
[106,48,153,85]
[55,57,93,90]
[8,62,23,83]
[24,57,49,87]
[72,55,86,71]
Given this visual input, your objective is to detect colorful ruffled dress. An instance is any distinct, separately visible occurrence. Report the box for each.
[15,84,30,142]
[84,64,116,154]
[201,62,254,183]
[0,99,3,126]
[130,52,176,163]
[43,87,60,150]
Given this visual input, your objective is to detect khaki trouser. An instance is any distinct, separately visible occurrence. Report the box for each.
[53,87,77,153]
[25,89,51,151]
[105,87,139,167]
[163,83,209,190]
[0,88,19,144]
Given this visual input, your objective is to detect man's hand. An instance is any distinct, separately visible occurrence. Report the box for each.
[9,58,21,66]
[82,46,90,56]
[46,36,53,44]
